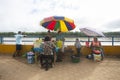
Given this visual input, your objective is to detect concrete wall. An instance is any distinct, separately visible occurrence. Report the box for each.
[0,44,32,55]
[0,44,120,56]
[66,45,120,56]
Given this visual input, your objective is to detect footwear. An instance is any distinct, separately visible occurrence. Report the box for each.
[12,54,16,57]
[40,64,44,69]
[52,64,55,68]
[56,59,62,62]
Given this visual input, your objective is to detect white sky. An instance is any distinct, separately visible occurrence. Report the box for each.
[0,0,120,32]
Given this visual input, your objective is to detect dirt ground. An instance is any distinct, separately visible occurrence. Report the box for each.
[0,54,120,80]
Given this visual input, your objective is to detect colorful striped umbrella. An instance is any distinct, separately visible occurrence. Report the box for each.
[40,16,76,32]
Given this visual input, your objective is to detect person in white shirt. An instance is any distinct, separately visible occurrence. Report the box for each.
[74,38,82,57]
[13,31,26,57]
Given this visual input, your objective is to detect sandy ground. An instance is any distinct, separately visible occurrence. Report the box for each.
[0,54,120,80]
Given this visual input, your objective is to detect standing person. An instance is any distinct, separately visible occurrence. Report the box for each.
[56,31,65,42]
[56,31,65,62]
[56,30,65,53]
[40,36,56,68]
[46,30,52,41]
[52,40,57,65]
[13,31,26,57]
[74,38,82,57]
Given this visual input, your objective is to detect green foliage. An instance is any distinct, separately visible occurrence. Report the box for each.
[104,32,120,37]
[0,32,15,37]
[0,31,120,37]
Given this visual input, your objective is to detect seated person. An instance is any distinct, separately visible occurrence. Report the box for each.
[33,38,42,53]
[91,37,102,49]
[40,36,56,67]
[33,38,43,63]
[90,37,104,60]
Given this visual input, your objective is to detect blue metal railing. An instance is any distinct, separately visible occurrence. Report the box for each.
[0,36,3,44]
[0,36,120,46]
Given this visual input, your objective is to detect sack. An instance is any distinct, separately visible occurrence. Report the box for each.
[93,54,101,61]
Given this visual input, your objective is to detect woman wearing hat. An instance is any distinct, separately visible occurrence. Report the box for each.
[40,36,56,68]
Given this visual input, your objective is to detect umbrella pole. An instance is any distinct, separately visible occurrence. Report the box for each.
[88,36,90,42]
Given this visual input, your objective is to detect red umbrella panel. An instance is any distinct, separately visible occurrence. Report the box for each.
[40,16,76,32]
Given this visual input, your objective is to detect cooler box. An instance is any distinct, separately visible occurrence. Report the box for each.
[27,51,35,64]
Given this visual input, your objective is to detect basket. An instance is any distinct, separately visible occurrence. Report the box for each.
[71,56,80,63]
